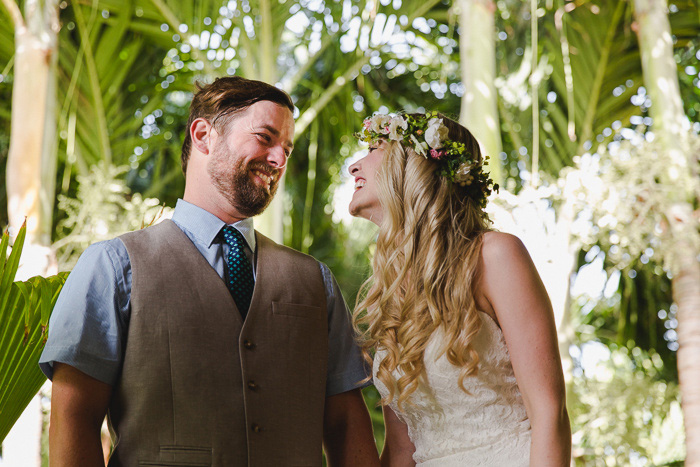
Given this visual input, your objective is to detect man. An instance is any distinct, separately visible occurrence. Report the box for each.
[40,77,379,466]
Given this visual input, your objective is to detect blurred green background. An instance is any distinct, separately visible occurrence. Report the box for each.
[1,0,699,465]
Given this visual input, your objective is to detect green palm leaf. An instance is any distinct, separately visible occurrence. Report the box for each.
[0,223,68,442]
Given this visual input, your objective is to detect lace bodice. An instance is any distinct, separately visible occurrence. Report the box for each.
[373,313,531,466]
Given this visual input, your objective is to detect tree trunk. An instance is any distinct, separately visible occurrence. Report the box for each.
[5,0,59,279]
[2,0,59,461]
[673,234,700,465]
[457,0,503,184]
[632,0,699,463]
[245,0,285,243]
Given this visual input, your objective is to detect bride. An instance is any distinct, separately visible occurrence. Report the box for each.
[348,112,571,466]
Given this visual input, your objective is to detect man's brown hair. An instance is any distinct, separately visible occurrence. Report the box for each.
[181,76,294,174]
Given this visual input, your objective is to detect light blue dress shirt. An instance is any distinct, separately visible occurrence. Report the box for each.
[40,199,369,396]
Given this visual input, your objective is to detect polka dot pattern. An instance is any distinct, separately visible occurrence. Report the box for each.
[222,226,255,317]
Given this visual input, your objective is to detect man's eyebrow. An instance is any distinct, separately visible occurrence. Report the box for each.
[259,124,294,149]
[259,124,280,136]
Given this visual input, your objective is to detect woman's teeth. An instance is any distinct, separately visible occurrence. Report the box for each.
[354,180,365,190]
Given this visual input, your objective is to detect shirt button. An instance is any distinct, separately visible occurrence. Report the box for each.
[247,381,259,391]
[251,423,262,433]
[243,339,255,350]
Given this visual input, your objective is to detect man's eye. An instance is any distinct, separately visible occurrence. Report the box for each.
[258,133,271,142]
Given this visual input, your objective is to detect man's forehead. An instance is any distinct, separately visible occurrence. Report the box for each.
[225,100,294,146]
[239,100,293,126]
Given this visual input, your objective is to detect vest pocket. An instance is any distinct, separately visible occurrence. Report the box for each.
[137,445,212,466]
[272,301,322,318]
[139,463,209,467]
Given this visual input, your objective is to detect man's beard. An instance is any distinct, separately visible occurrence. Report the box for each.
[207,141,280,218]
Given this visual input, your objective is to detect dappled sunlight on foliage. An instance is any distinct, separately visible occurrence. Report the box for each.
[53,163,172,270]
[0,0,698,461]
[569,344,684,466]
[564,131,700,275]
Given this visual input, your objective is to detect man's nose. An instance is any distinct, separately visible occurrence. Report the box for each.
[267,146,287,168]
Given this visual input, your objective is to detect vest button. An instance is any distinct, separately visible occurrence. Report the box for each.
[251,423,262,433]
[243,339,255,350]
[247,381,259,391]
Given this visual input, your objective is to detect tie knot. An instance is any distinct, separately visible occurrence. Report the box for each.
[222,226,247,250]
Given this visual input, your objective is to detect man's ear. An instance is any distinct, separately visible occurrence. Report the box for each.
[191,118,213,155]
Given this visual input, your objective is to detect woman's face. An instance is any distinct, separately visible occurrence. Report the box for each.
[348,140,386,225]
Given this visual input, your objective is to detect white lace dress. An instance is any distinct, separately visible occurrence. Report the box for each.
[373,313,531,466]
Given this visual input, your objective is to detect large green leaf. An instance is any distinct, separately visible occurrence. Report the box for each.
[0,223,68,442]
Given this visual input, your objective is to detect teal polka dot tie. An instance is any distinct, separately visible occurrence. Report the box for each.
[222,226,254,317]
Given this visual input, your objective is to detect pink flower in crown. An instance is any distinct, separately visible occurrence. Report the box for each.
[429,148,446,159]
[363,119,371,130]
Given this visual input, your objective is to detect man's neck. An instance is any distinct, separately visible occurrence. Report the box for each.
[182,188,248,225]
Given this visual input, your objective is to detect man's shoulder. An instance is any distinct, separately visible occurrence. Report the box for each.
[79,236,129,264]
[64,237,131,293]
[118,219,175,241]
[255,231,319,263]
[118,220,188,254]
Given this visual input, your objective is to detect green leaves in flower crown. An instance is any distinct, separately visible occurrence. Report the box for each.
[355,111,498,213]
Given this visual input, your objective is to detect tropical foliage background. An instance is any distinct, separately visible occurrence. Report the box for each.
[0,0,698,465]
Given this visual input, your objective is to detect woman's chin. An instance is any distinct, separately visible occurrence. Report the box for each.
[348,204,362,219]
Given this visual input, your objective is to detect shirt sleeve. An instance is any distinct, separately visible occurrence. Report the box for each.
[320,263,371,396]
[39,239,131,386]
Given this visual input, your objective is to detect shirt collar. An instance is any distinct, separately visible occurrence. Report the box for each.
[172,199,256,251]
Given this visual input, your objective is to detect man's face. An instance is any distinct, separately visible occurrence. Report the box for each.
[207,100,294,217]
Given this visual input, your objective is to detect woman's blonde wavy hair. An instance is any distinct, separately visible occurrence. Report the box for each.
[353,114,491,409]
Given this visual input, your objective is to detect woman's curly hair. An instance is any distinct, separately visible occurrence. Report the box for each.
[353,114,491,409]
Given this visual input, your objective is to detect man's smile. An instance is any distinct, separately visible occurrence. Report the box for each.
[251,168,275,190]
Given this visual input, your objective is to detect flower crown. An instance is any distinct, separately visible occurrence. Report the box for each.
[355,111,498,208]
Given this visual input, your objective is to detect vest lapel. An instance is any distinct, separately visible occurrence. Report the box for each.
[163,220,244,325]
[242,231,271,329]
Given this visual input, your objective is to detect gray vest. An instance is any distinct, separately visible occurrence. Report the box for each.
[108,220,328,466]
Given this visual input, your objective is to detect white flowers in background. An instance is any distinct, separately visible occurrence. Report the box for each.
[387,116,408,141]
[424,117,449,149]
[565,131,700,275]
[54,163,173,269]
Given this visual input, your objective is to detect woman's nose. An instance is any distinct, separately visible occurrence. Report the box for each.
[349,161,359,175]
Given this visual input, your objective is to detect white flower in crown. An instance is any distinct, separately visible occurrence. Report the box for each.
[369,114,392,135]
[424,117,449,149]
[409,134,429,157]
[455,161,477,186]
[387,116,408,141]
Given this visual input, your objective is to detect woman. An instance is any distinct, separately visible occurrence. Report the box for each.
[348,112,571,466]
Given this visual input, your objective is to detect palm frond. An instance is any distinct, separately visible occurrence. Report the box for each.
[0,223,68,442]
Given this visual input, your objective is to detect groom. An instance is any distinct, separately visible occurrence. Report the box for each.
[40,77,379,466]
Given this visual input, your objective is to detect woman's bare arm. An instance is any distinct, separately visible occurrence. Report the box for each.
[477,232,571,466]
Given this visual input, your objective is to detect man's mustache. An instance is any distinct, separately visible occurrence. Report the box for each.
[247,162,280,182]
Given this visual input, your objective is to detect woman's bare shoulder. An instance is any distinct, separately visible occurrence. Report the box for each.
[480,231,529,264]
